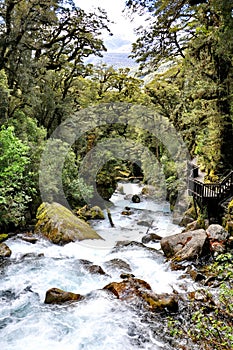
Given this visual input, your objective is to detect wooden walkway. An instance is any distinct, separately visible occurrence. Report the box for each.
[188,164,233,222]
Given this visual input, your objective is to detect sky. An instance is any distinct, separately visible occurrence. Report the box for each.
[76,0,145,52]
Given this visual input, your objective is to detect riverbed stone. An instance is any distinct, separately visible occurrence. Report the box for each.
[18,233,38,244]
[35,202,103,245]
[0,243,12,257]
[44,288,84,304]
[160,229,208,261]
[142,233,162,244]
[112,241,163,259]
[132,194,141,203]
[103,277,178,312]
[104,258,132,273]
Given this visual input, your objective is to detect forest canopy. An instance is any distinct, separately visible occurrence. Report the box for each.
[0,0,232,231]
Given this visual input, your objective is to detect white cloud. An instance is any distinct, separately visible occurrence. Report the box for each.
[75,0,145,44]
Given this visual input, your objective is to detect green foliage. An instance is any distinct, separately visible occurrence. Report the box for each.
[0,126,32,229]
[39,138,93,207]
[167,253,233,350]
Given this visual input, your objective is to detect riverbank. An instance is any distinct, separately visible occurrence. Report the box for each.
[0,182,232,349]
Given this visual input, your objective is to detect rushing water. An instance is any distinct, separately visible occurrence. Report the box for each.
[0,183,190,350]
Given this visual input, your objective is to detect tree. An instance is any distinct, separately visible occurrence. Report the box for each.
[0,0,110,132]
[127,0,233,173]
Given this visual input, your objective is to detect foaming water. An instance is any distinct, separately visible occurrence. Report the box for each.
[0,183,187,350]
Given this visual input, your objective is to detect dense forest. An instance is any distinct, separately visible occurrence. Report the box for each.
[0,1,233,349]
[0,0,232,230]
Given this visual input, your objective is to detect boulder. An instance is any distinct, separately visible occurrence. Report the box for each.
[103,277,178,312]
[104,258,132,273]
[19,233,38,244]
[76,205,105,221]
[184,220,203,232]
[206,224,229,241]
[160,229,208,261]
[35,202,103,245]
[206,224,229,253]
[44,287,84,304]
[0,243,12,257]
[112,241,163,259]
[132,194,140,203]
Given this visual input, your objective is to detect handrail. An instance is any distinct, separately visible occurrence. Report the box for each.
[188,170,233,201]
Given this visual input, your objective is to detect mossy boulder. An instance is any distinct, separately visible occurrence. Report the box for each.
[0,234,8,243]
[76,205,105,221]
[35,202,103,245]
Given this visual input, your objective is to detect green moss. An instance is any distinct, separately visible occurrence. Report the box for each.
[35,202,103,245]
[0,234,8,243]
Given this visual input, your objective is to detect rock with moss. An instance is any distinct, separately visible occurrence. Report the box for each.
[0,234,8,243]
[0,243,12,257]
[76,205,105,221]
[35,202,103,245]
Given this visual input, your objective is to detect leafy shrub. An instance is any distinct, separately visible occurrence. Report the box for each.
[0,126,32,229]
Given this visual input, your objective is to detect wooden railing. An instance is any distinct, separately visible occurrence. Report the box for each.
[188,171,233,202]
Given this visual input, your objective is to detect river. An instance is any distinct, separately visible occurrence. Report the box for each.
[0,182,191,350]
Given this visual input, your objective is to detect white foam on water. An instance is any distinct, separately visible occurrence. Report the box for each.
[0,183,187,350]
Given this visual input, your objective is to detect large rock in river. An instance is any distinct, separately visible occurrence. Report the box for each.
[103,277,178,312]
[35,202,103,245]
[0,243,12,257]
[160,229,209,261]
[44,288,84,304]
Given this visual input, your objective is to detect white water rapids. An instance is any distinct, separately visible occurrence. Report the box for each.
[0,183,192,350]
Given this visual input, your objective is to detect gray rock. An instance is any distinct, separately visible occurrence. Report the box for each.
[160,229,208,261]
[206,224,229,241]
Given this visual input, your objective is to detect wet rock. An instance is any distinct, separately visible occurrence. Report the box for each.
[180,215,195,227]
[35,202,103,245]
[206,224,229,253]
[132,194,140,203]
[184,220,203,232]
[141,233,162,244]
[160,229,209,261]
[104,258,132,273]
[76,205,105,221]
[112,241,163,259]
[141,185,157,197]
[0,243,12,258]
[169,262,187,271]
[187,268,206,282]
[121,210,133,216]
[76,259,108,276]
[0,234,8,243]
[85,264,107,276]
[103,277,178,312]
[137,221,151,227]
[19,233,38,244]
[21,252,44,259]
[103,278,152,300]
[44,288,84,304]
[120,273,135,279]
